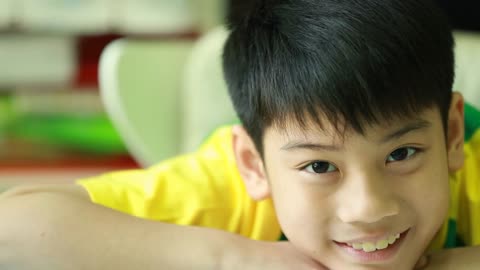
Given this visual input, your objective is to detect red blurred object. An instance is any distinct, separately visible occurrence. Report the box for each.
[74,34,122,88]
[0,154,139,171]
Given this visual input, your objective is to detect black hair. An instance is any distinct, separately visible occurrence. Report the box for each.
[223,0,455,154]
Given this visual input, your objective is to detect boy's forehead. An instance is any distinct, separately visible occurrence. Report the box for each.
[268,108,440,144]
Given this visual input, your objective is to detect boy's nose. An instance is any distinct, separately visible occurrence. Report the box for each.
[336,172,400,224]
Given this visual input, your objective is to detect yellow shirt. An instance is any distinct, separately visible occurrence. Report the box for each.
[77,126,480,249]
[77,126,281,241]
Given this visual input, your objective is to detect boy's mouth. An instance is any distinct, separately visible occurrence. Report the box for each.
[334,229,410,263]
[345,232,401,252]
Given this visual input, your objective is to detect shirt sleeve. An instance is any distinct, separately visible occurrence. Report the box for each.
[453,128,480,246]
[76,126,281,241]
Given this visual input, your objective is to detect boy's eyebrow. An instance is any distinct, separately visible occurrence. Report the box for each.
[280,119,432,152]
[379,119,432,143]
[281,141,342,152]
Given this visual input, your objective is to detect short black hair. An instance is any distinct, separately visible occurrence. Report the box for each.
[223,0,454,154]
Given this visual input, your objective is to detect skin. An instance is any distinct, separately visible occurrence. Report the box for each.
[232,93,465,270]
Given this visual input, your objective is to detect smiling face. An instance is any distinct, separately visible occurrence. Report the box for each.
[232,94,465,270]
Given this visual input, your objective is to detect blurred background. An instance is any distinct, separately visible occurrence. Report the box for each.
[0,0,479,187]
[0,0,227,186]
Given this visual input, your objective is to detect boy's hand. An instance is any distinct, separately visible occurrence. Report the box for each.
[237,240,329,270]
[412,247,480,270]
[414,255,429,269]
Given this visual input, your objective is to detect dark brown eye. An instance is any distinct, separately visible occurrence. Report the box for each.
[305,161,337,173]
[387,147,417,162]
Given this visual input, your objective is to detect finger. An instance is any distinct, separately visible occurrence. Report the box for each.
[414,255,429,269]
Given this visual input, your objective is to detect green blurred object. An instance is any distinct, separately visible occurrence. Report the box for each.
[7,113,127,155]
[0,95,14,138]
[465,102,480,141]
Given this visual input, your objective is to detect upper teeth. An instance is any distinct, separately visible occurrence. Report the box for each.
[347,233,400,252]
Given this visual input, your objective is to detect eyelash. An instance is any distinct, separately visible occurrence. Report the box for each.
[301,146,423,174]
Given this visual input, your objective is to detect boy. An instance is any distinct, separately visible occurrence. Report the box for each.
[0,0,479,269]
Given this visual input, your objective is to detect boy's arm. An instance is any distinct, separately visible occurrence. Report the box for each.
[0,185,326,270]
[421,247,480,270]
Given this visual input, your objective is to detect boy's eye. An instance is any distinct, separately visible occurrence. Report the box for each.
[387,147,418,162]
[305,161,337,174]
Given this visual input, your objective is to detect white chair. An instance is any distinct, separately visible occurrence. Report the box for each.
[99,39,193,167]
[181,27,237,153]
[453,31,480,110]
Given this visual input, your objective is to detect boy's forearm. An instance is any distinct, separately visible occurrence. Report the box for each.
[0,187,250,270]
[424,246,480,270]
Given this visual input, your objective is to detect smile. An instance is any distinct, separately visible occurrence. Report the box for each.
[346,233,400,252]
[334,229,410,262]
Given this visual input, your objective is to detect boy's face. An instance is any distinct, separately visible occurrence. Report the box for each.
[234,94,464,270]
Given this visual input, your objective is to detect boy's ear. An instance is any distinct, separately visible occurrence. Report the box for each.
[232,125,271,201]
[447,92,465,173]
